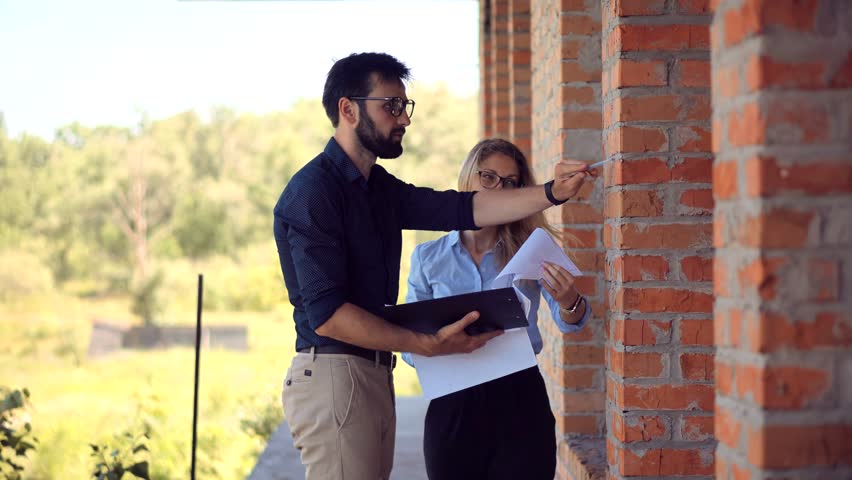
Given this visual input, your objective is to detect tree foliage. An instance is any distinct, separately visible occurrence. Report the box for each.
[0,84,478,320]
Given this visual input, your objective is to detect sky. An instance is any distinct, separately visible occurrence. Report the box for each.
[0,0,480,140]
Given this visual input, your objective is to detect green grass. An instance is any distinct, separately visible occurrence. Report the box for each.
[1,295,422,479]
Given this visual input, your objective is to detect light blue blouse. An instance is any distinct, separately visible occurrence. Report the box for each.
[401,231,590,366]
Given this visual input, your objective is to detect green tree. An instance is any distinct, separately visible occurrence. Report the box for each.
[0,84,479,311]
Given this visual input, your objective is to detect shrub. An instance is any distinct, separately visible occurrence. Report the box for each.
[238,388,284,460]
[0,250,54,302]
[0,387,38,480]
[89,428,151,480]
[130,270,165,326]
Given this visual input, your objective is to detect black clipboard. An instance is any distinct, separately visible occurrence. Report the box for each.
[381,287,528,336]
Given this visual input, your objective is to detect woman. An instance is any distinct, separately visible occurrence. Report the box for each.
[403,138,591,480]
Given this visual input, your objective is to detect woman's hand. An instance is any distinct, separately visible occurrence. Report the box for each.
[540,261,581,310]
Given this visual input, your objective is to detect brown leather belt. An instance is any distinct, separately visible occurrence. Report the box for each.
[298,344,396,369]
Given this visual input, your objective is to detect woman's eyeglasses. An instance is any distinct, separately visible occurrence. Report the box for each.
[349,96,416,118]
[477,170,521,189]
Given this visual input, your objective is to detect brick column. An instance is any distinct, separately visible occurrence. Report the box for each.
[508,0,531,153]
[532,1,606,479]
[712,1,852,478]
[490,0,511,139]
[481,0,494,137]
[602,0,715,478]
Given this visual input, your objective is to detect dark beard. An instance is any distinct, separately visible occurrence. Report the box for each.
[356,111,404,159]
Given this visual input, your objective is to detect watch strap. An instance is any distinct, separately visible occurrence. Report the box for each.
[544,180,568,206]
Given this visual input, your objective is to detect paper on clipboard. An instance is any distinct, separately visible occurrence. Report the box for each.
[400,287,536,400]
[410,328,536,400]
[408,229,582,401]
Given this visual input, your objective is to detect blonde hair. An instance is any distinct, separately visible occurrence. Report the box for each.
[458,138,563,269]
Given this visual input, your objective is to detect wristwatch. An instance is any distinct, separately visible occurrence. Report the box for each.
[544,180,568,206]
[560,292,584,314]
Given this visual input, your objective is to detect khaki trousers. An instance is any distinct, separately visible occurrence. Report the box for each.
[282,352,396,480]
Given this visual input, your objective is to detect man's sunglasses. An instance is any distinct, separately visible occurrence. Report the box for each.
[349,96,416,118]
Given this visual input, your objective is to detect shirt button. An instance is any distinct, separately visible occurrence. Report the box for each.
[286,379,292,386]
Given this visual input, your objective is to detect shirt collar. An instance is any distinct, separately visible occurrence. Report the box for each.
[324,137,368,188]
[450,230,503,256]
[448,230,462,248]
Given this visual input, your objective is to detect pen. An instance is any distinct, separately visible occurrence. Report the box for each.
[587,158,615,169]
[567,157,613,177]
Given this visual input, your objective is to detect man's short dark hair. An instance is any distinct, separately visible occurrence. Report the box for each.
[322,52,411,127]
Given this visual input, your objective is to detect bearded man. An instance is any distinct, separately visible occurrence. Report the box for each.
[273,52,589,480]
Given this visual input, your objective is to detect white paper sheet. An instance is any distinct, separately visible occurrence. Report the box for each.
[410,328,536,400]
[410,228,582,400]
[494,227,583,287]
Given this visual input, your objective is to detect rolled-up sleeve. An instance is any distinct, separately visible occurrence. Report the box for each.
[277,178,348,330]
[405,245,433,303]
[402,245,434,367]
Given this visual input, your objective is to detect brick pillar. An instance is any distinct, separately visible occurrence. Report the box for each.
[490,0,511,139]
[712,1,852,478]
[481,0,494,137]
[508,0,531,153]
[602,0,715,477]
[532,1,606,479]
[481,0,531,148]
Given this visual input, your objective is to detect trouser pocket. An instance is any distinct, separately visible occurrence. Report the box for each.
[330,358,355,428]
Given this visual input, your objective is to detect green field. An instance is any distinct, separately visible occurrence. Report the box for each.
[1,295,422,479]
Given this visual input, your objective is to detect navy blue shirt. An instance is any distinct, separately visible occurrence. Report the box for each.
[274,138,477,350]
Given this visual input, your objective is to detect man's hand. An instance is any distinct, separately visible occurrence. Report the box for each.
[418,311,503,357]
[552,160,592,201]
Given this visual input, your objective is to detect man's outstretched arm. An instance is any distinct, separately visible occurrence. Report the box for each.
[472,160,590,227]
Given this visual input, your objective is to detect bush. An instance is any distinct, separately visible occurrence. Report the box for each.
[89,428,151,480]
[238,388,284,460]
[130,270,166,326]
[0,387,38,480]
[158,243,287,313]
[0,250,54,302]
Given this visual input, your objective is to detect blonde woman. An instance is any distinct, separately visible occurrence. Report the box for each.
[402,138,591,479]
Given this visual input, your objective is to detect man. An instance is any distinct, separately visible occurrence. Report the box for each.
[273,52,589,480]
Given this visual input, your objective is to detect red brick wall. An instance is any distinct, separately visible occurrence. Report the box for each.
[481,0,494,137]
[483,0,530,148]
[712,0,852,478]
[490,0,511,138]
[482,1,850,478]
[508,0,532,154]
[602,0,715,478]
[530,1,607,479]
